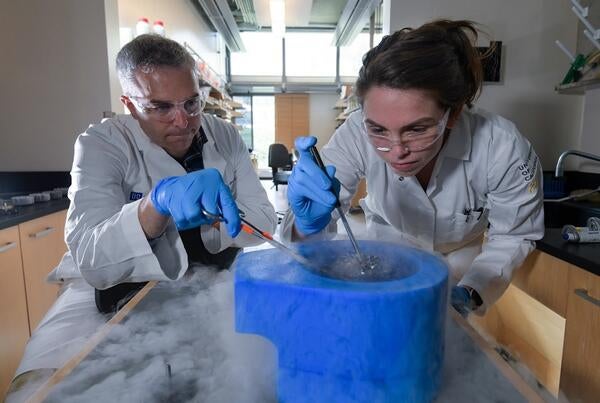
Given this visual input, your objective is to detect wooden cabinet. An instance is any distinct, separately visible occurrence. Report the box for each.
[471,284,565,395]
[560,266,600,402]
[350,178,367,209]
[0,226,31,397]
[275,94,309,150]
[512,250,571,317]
[472,250,600,401]
[18,211,66,331]
[0,210,67,397]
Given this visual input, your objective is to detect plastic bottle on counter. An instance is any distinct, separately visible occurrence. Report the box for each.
[153,20,165,36]
[135,17,151,37]
[562,223,600,243]
[30,192,51,203]
[587,216,600,231]
[11,195,34,206]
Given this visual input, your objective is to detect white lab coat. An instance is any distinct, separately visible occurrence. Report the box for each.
[12,113,276,383]
[281,108,544,310]
[50,113,276,290]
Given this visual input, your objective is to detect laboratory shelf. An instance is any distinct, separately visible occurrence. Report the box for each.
[555,78,600,94]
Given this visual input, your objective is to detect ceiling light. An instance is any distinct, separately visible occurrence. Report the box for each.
[333,0,380,47]
[194,0,245,51]
[270,0,285,38]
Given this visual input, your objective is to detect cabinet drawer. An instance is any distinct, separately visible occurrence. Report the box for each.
[560,268,600,402]
[472,284,565,396]
[18,210,67,331]
[512,250,571,317]
[0,226,30,397]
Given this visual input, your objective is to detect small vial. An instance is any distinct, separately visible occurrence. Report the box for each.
[153,20,165,36]
[135,17,151,36]
[587,217,600,231]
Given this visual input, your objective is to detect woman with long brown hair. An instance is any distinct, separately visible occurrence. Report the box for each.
[284,20,544,315]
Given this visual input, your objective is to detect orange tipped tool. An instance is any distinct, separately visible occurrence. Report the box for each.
[202,209,311,267]
[241,223,273,240]
[239,217,312,267]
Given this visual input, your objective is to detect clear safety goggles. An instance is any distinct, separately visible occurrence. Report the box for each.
[363,108,450,152]
[128,94,206,122]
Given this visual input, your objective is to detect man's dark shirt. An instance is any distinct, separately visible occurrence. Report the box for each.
[177,128,240,268]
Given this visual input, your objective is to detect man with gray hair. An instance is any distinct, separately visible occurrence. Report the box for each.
[7,34,275,398]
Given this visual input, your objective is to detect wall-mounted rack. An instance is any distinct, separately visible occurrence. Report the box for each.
[570,0,600,51]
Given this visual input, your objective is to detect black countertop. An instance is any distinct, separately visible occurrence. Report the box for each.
[0,198,70,230]
[537,228,600,277]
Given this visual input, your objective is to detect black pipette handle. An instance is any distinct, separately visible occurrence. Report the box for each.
[308,146,368,270]
[309,146,341,208]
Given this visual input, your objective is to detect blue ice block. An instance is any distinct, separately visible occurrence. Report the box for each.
[234,240,448,403]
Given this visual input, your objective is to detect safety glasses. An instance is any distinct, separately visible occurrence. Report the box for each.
[128,94,206,122]
[363,108,450,152]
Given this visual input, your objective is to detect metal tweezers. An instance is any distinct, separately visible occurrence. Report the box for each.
[202,209,312,267]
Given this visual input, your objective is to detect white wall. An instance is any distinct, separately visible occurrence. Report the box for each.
[118,0,226,77]
[579,88,600,173]
[105,0,123,112]
[575,2,600,173]
[309,93,341,149]
[385,0,585,170]
[0,0,118,171]
[0,0,223,171]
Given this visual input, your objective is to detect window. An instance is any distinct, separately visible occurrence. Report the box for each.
[284,32,336,78]
[230,32,283,77]
[251,96,275,168]
[339,32,383,78]
[230,31,383,82]
[233,96,252,149]
[232,95,275,169]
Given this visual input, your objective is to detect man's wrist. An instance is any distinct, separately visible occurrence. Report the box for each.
[149,179,171,216]
[138,195,170,239]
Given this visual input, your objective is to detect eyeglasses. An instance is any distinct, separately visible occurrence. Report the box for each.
[363,109,450,152]
[127,94,205,122]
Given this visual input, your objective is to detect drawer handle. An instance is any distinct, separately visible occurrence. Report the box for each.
[0,242,17,253]
[575,288,600,308]
[29,226,56,239]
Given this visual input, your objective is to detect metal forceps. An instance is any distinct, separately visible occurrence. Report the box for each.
[202,209,312,267]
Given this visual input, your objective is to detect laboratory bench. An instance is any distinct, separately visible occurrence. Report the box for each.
[22,281,550,402]
[0,198,69,231]
[3,170,600,400]
[0,171,70,397]
[472,228,600,402]
[0,208,67,398]
[537,228,600,276]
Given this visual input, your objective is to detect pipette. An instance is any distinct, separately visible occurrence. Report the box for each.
[308,146,371,272]
[202,209,312,267]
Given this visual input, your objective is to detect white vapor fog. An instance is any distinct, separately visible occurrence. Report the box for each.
[44,268,277,403]
[37,243,548,402]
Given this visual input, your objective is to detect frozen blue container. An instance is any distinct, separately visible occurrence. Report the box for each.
[234,240,448,403]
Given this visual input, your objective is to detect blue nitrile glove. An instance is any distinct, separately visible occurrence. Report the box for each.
[287,136,341,235]
[451,286,481,317]
[150,168,241,237]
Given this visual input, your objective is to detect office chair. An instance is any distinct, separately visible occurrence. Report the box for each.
[268,143,293,191]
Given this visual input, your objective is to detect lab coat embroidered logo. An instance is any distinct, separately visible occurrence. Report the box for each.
[518,146,539,193]
[130,192,143,201]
